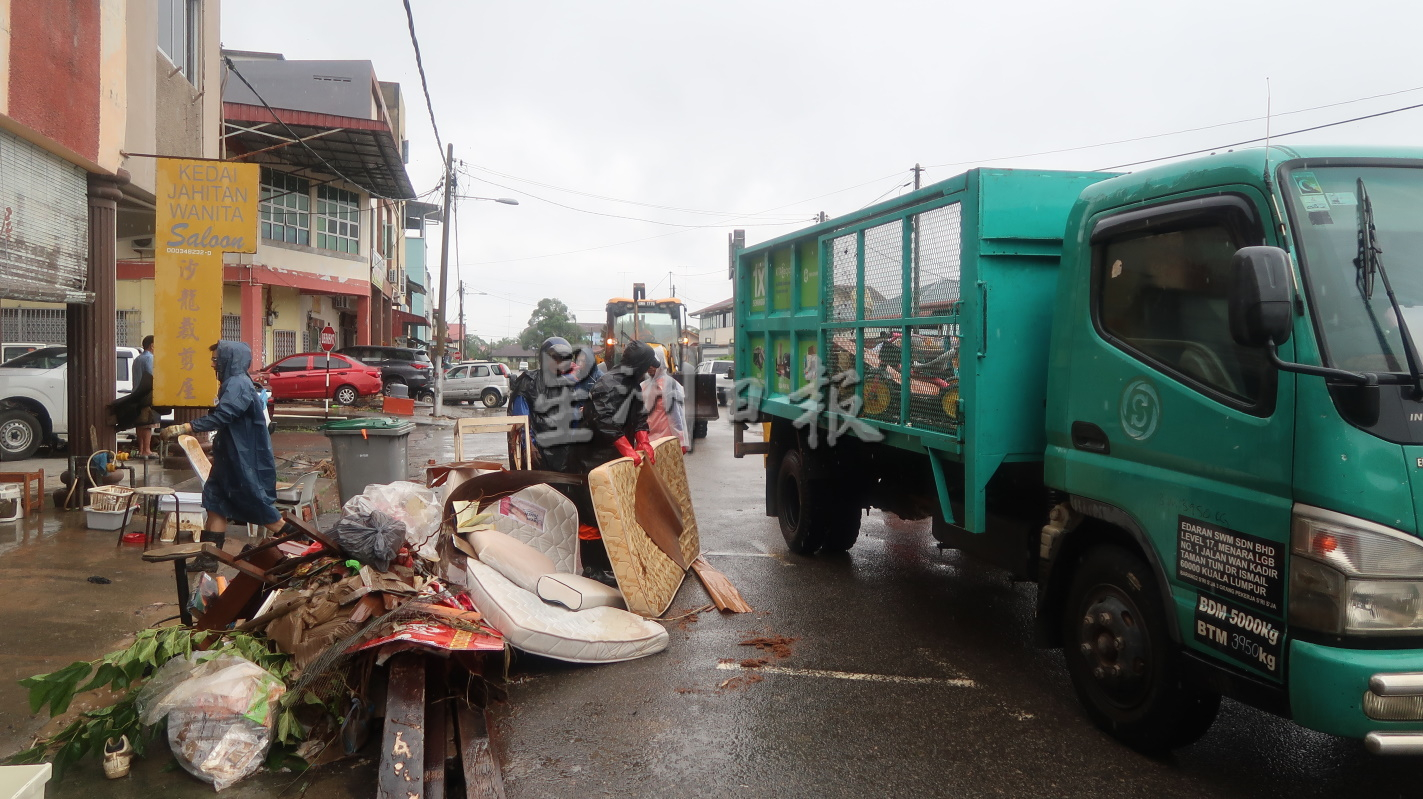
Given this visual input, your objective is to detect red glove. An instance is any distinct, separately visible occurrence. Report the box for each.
[614,436,643,466]
[635,430,656,465]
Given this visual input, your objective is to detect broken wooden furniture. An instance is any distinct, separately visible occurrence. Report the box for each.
[452,415,532,471]
[194,515,346,631]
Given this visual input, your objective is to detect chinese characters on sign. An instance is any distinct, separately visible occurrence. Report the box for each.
[152,159,259,407]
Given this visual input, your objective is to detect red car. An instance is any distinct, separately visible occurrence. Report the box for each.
[258,353,383,405]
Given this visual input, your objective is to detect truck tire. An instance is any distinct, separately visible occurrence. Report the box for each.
[693,420,708,439]
[0,408,41,460]
[1062,545,1219,751]
[819,499,862,553]
[777,449,825,554]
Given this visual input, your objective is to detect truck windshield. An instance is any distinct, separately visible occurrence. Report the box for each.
[1,347,67,369]
[1289,165,1423,373]
[611,309,679,351]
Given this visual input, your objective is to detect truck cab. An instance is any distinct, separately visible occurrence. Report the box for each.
[732,148,1423,754]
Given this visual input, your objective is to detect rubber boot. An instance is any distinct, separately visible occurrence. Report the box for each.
[187,530,225,573]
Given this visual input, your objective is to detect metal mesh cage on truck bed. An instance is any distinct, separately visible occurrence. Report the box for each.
[732,168,1111,532]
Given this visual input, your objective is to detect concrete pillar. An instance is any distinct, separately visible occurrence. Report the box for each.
[356,293,371,345]
[240,281,264,365]
[69,171,127,456]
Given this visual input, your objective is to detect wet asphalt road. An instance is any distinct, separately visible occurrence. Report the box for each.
[5,405,1421,796]
[492,418,1422,799]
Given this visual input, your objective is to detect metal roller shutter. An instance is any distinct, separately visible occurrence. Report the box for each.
[0,129,90,303]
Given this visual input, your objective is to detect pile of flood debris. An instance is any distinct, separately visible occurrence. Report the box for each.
[12,442,747,795]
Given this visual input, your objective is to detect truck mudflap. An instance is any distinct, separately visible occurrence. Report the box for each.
[1289,639,1423,746]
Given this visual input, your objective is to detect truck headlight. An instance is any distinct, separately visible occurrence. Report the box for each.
[1290,505,1423,635]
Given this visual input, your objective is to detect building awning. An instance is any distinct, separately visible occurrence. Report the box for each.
[394,309,428,328]
[223,102,415,199]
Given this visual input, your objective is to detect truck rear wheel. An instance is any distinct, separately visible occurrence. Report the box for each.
[777,449,826,554]
[1062,545,1219,751]
[777,449,862,554]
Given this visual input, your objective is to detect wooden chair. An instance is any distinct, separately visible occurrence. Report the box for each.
[453,415,532,470]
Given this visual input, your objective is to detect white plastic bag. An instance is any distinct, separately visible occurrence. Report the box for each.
[136,653,286,791]
[342,480,443,562]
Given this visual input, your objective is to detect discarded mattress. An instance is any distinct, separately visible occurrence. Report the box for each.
[463,559,667,663]
[588,436,701,617]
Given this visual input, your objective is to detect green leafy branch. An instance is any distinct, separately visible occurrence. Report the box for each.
[7,626,293,778]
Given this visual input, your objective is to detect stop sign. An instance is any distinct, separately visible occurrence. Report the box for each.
[319,325,337,352]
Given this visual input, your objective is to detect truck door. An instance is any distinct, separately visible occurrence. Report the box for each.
[1068,191,1294,682]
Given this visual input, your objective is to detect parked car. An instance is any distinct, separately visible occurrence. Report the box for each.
[0,346,142,460]
[697,359,735,406]
[0,342,46,365]
[257,353,382,405]
[335,345,435,401]
[443,361,510,408]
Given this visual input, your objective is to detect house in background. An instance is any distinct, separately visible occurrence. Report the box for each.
[401,200,440,346]
[114,49,417,366]
[692,298,733,359]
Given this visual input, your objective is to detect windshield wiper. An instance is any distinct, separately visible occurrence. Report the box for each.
[1355,177,1423,399]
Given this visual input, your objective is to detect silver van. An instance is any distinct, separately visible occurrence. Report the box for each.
[442,361,509,408]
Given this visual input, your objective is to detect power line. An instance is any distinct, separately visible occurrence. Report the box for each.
[224,56,415,200]
[925,83,1423,172]
[460,161,807,221]
[1099,100,1423,171]
[401,0,446,167]
[456,165,809,229]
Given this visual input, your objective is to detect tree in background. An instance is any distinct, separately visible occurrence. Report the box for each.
[463,334,493,361]
[518,298,583,350]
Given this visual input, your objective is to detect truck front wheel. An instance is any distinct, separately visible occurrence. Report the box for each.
[0,408,42,460]
[1062,545,1219,751]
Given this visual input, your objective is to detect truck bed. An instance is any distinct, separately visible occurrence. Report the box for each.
[733,168,1110,532]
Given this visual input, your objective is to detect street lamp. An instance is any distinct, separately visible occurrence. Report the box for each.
[432,188,519,414]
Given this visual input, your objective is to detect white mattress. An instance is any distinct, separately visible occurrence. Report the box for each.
[486,485,581,575]
[463,560,667,663]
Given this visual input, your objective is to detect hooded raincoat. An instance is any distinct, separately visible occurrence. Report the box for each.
[190,341,280,525]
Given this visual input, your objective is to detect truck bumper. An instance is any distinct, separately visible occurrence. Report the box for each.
[1290,639,1423,750]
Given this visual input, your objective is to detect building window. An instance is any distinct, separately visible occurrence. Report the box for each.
[157,0,200,84]
[316,186,360,254]
[221,314,242,341]
[273,330,297,361]
[116,310,141,348]
[260,168,310,245]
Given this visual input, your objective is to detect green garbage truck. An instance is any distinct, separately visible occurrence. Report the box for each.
[731,146,1423,753]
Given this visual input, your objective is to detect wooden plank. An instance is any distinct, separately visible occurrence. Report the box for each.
[691,556,754,613]
[424,663,447,799]
[194,545,283,631]
[456,702,506,799]
[379,654,426,799]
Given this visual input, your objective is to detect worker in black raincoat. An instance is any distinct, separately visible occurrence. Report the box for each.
[578,339,660,472]
[162,340,291,571]
[507,336,601,472]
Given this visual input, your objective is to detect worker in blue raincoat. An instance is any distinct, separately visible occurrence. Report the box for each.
[162,340,293,571]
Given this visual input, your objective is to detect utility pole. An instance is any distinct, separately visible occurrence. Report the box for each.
[458,280,465,360]
[432,143,455,415]
[912,163,924,190]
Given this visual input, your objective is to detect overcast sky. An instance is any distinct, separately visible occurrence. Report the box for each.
[223,0,1423,340]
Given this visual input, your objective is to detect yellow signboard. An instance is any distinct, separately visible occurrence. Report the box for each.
[152,159,259,407]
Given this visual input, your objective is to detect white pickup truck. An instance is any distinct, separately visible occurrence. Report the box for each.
[0,346,142,460]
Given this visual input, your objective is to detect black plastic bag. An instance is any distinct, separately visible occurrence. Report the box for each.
[333,509,407,571]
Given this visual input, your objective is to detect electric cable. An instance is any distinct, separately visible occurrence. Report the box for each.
[1099,100,1423,171]
[401,0,446,167]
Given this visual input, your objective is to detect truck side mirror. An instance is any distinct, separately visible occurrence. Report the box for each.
[1229,246,1293,348]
